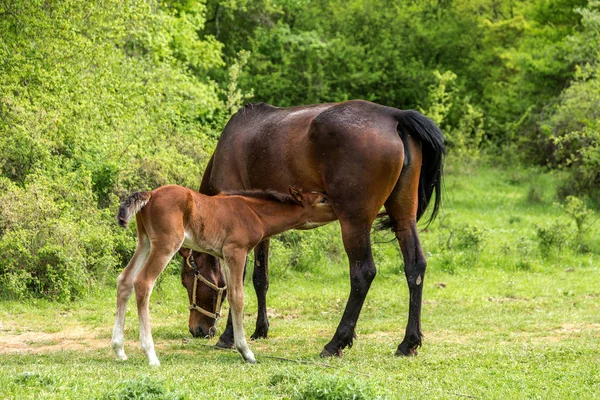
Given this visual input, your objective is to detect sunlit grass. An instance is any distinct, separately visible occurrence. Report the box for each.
[1,161,599,399]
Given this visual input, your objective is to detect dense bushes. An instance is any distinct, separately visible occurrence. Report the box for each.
[0,0,228,300]
[203,0,597,198]
[0,174,131,300]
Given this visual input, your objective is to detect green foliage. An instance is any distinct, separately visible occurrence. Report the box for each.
[202,0,588,150]
[223,50,254,118]
[559,196,594,234]
[546,62,600,198]
[0,0,227,300]
[273,224,344,274]
[421,70,485,161]
[291,374,382,400]
[104,376,183,400]
[535,221,574,257]
[449,224,487,252]
[0,174,132,300]
[14,372,54,387]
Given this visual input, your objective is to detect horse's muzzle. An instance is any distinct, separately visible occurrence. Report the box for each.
[190,325,217,339]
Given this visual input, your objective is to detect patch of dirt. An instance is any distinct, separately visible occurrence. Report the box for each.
[554,323,600,334]
[0,323,108,354]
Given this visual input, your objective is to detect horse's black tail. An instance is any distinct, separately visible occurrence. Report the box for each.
[397,110,445,224]
[117,191,152,228]
[373,109,445,232]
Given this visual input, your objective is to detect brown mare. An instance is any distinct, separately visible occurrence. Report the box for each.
[183,100,445,357]
[111,185,333,365]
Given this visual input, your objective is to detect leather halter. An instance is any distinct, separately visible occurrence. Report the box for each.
[186,254,227,326]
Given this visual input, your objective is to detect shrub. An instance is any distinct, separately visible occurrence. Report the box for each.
[558,196,594,235]
[0,172,133,301]
[535,221,574,257]
[446,224,486,252]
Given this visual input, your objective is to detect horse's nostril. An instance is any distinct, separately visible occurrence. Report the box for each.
[190,326,205,338]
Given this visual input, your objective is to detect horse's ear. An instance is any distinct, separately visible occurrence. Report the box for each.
[288,186,303,203]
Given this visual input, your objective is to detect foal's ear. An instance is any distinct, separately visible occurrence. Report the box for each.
[288,186,303,203]
[178,248,191,259]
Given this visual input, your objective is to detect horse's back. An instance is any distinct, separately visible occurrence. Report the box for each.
[207,100,404,195]
[209,102,335,192]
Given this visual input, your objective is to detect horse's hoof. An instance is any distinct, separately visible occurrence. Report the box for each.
[250,330,268,340]
[216,339,235,349]
[395,345,418,357]
[320,347,343,358]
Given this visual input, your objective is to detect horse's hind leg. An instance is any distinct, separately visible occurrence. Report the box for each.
[384,141,427,356]
[321,217,377,357]
[134,242,180,366]
[390,217,426,356]
[111,231,150,361]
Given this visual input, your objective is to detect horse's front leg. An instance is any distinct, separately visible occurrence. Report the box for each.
[222,246,255,363]
[251,239,270,339]
[134,245,177,366]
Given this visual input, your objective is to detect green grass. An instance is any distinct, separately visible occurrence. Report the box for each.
[1,161,599,399]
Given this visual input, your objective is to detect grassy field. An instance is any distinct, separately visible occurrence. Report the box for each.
[1,161,599,399]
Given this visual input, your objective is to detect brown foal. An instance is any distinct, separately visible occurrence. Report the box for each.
[111,185,333,365]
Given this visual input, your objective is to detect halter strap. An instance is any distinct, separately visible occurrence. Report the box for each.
[186,254,227,321]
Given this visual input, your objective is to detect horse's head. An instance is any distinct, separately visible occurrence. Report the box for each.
[180,248,227,338]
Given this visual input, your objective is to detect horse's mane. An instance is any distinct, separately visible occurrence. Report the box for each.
[220,189,300,205]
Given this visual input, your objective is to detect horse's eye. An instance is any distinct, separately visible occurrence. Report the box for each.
[319,197,328,204]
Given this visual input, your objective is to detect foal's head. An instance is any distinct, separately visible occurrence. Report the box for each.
[180,248,227,338]
[288,186,332,221]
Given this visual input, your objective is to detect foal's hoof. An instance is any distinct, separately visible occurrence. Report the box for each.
[320,347,343,358]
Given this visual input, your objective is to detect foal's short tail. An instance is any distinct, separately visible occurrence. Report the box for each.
[396,110,446,224]
[117,192,152,228]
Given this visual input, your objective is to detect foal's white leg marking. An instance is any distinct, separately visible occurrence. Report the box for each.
[111,240,150,361]
[222,255,256,364]
[139,300,160,366]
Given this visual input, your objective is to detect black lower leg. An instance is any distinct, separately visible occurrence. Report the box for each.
[251,240,270,339]
[321,259,376,356]
[216,312,235,348]
[396,223,427,356]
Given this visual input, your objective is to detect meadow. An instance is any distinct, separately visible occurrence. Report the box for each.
[1,160,598,399]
